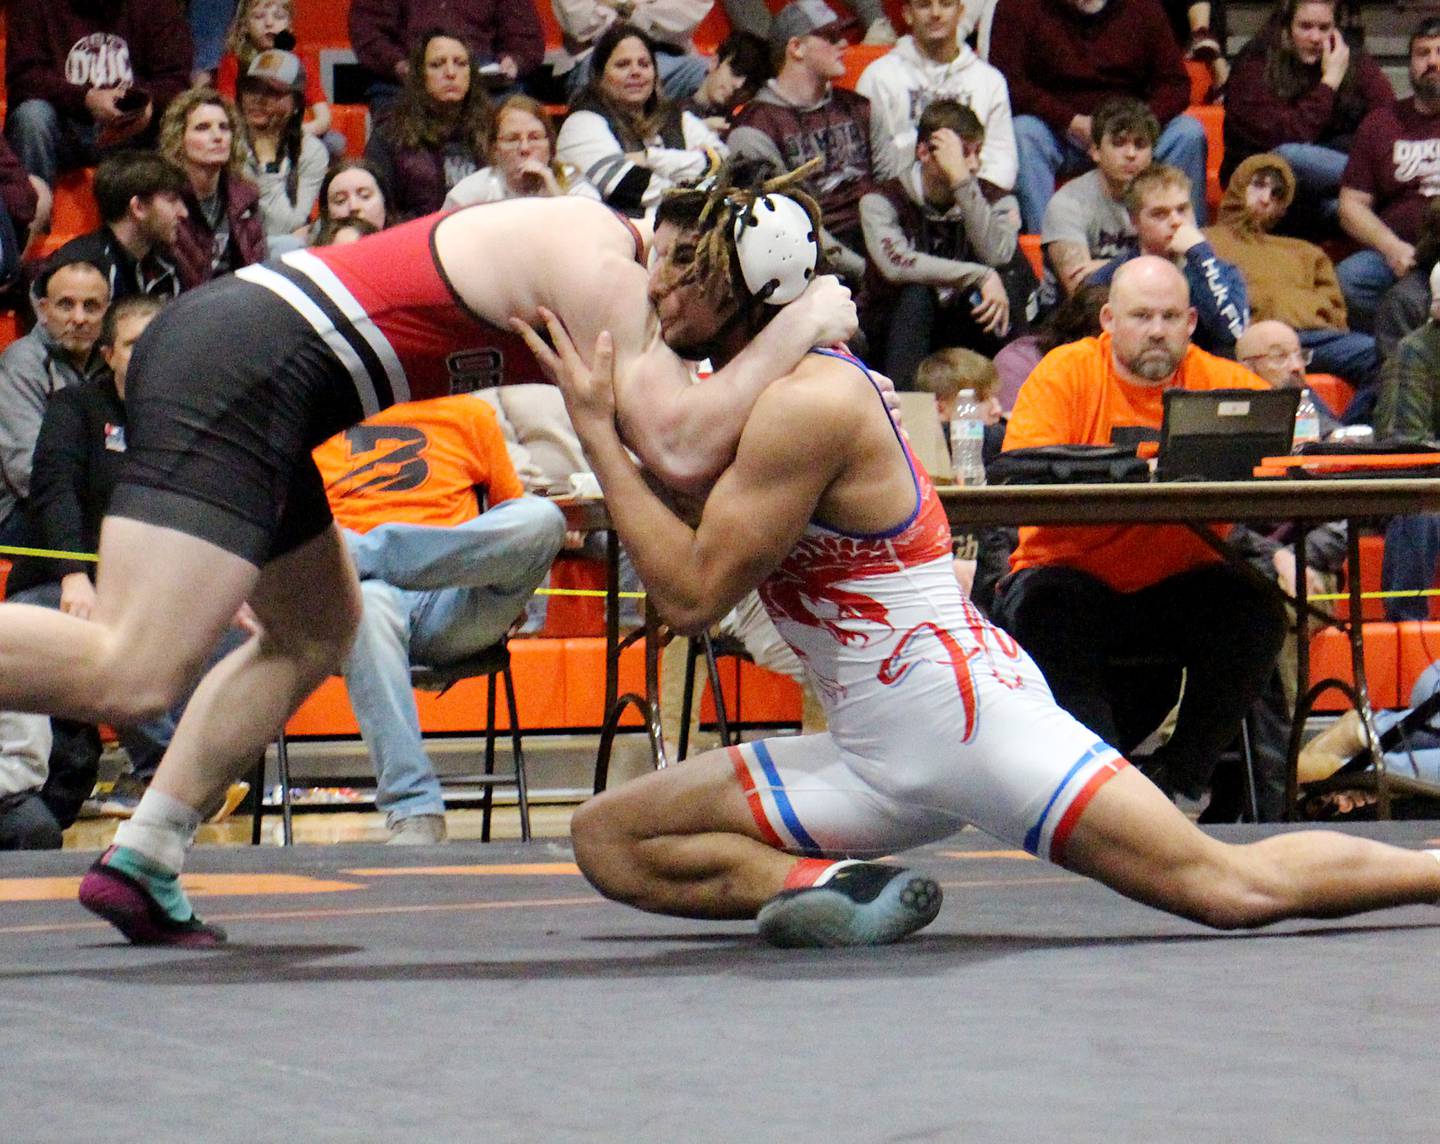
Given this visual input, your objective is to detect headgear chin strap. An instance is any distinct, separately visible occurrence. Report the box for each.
[731,193,819,306]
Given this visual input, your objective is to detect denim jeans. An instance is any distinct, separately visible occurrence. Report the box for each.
[565,50,711,102]
[1374,662,1440,782]
[342,496,566,821]
[187,0,237,74]
[5,99,99,186]
[1013,112,1208,233]
[1381,512,1440,621]
[1335,248,1397,335]
[1273,142,1345,232]
[1296,327,1381,391]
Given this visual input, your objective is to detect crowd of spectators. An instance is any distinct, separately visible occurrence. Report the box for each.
[2,0,1440,842]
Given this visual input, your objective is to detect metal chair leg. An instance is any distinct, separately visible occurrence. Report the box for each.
[482,669,498,843]
[502,664,530,842]
[274,729,294,846]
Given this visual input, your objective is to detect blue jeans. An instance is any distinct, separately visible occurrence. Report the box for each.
[565,50,710,102]
[1013,112,1208,233]
[1335,248,1396,335]
[1381,512,1440,622]
[342,497,566,821]
[187,0,237,74]
[1296,327,1380,391]
[1273,142,1345,233]
[5,99,99,186]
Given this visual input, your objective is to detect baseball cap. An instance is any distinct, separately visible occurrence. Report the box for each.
[245,48,305,92]
[768,0,856,53]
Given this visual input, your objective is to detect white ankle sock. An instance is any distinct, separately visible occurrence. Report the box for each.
[112,790,203,874]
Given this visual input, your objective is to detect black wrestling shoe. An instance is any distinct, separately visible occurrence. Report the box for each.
[757,862,942,948]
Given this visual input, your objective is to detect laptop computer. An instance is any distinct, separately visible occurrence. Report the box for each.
[895,391,955,483]
[1155,387,1300,482]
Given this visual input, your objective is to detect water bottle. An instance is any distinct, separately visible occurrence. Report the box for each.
[1293,387,1320,452]
[950,388,987,487]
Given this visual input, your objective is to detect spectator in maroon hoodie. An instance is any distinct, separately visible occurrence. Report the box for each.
[989,0,1207,234]
[156,87,267,290]
[348,0,544,113]
[364,31,495,220]
[4,0,193,217]
[1223,0,1393,237]
[0,136,42,284]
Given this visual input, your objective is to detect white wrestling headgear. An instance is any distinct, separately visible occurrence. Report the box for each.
[731,193,819,306]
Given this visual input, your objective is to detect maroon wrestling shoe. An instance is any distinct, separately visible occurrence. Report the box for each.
[78,848,227,948]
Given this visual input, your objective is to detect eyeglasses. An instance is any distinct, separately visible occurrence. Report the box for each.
[495,132,548,148]
[1242,348,1314,367]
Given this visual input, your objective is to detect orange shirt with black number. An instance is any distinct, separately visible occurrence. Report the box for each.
[1003,333,1268,593]
[313,395,524,534]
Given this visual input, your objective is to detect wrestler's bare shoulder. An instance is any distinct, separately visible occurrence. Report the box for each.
[433,200,650,323]
[750,351,879,435]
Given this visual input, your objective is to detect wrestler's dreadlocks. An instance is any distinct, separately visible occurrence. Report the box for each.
[654,158,825,309]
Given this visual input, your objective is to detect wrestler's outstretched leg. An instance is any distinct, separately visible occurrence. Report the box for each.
[1061,765,1440,928]
[571,745,941,947]
[79,522,362,946]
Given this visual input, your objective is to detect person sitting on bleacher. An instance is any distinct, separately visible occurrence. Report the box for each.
[990,256,1284,806]
[317,158,394,236]
[216,1,335,151]
[855,0,1017,195]
[989,0,1207,235]
[1375,199,1440,362]
[0,254,109,551]
[682,31,771,136]
[1373,262,1440,623]
[157,87,268,290]
[239,48,330,249]
[551,0,714,103]
[1086,164,1247,357]
[364,30,496,220]
[727,1,877,284]
[349,0,545,112]
[1222,0,1392,239]
[859,99,1030,386]
[444,95,599,207]
[1335,17,1440,335]
[1207,153,1379,401]
[49,151,188,303]
[313,395,566,845]
[4,0,194,234]
[557,24,726,219]
[1040,97,1155,300]
[0,137,41,285]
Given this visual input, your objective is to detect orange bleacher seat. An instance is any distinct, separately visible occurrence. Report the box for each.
[1186,103,1224,215]
[694,4,735,53]
[1304,373,1354,421]
[0,558,11,602]
[1397,622,1440,705]
[328,103,371,158]
[837,44,888,92]
[1018,233,1044,281]
[1307,622,1399,712]
[291,2,353,49]
[1333,533,1387,623]
[47,167,100,240]
[0,311,19,349]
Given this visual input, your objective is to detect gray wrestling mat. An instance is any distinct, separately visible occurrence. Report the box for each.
[2,822,1437,1143]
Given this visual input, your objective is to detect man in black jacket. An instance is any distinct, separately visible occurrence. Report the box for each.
[46,151,188,303]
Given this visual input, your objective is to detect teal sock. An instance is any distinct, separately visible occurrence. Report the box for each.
[104,846,197,924]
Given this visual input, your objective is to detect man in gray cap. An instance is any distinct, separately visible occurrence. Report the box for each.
[727,0,878,285]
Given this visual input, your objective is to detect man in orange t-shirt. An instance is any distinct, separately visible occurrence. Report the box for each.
[991,256,1286,805]
[314,394,565,844]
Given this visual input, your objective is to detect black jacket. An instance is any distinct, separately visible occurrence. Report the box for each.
[8,375,126,596]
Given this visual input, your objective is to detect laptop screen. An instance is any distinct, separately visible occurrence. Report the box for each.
[1156,388,1300,482]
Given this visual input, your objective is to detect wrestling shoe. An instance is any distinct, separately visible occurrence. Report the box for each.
[757,862,942,948]
[78,847,226,948]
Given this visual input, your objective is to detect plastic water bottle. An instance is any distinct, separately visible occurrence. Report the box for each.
[950,388,987,487]
[1293,387,1321,452]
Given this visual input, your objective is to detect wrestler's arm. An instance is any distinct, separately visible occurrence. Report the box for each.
[585,255,858,496]
[519,315,847,633]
